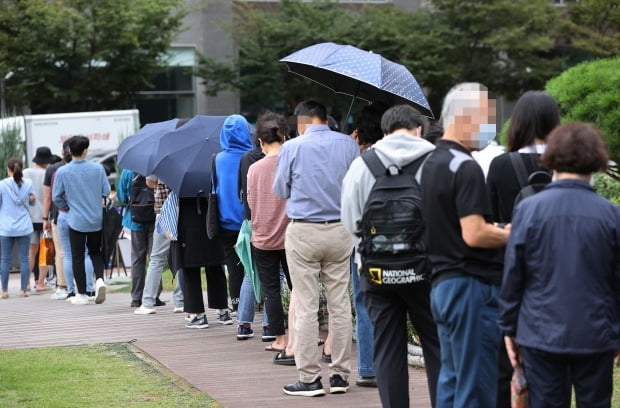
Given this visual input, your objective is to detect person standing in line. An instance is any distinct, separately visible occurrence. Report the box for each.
[420,83,509,408]
[215,114,254,329]
[42,140,94,301]
[499,123,620,408]
[0,157,35,298]
[274,99,359,397]
[486,90,561,407]
[117,169,156,308]
[23,146,52,291]
[134,118,189,316]
[247,112,292,352]
[342,105,441,407]
[52,135,110,305]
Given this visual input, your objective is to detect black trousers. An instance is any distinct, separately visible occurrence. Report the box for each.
[361,275,441,408]
[68,228,104,294]
[497,340,513,408]
[181,265,228,314]
[521,347,614,408]
[252,246,291,336]
[219,229,244,311]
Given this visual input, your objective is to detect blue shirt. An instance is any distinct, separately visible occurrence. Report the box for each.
[273,124,359,221]
[0,178,35,237]
[52,159,111,233]
[116,169,144,231]
[499,179,620,354]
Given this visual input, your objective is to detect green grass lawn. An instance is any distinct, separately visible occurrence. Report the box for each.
[0,343,221,408]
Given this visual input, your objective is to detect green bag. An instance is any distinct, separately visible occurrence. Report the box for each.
[234,219,262,303]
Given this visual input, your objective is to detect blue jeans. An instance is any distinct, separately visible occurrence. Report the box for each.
[0,234,30,291]
[431,276,501,408]
[142,228,183,309]
[57,212,93,294]
[237,273,268,327]
[351,259,375,378]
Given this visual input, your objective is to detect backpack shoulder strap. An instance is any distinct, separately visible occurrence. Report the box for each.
[509,152,529,188]
[361,149,387,179]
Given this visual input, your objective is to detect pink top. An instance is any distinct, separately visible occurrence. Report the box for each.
[247,155,289,250]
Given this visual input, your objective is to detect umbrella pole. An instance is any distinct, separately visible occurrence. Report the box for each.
[342,96,356,133]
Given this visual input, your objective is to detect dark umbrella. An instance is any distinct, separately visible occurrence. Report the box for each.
[101,199,123,275]
[117,118,179,175]
[280,42,433,119]
[150,115,227,197]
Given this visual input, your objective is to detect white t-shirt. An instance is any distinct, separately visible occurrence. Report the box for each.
[23,167,46,223]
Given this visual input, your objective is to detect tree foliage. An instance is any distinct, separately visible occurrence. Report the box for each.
[546,57,620,163]
[196,0,563,118]
[0,0,187,114]
[558,0,620,59]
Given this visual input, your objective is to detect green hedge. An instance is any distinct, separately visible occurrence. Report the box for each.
[546,58,620,162]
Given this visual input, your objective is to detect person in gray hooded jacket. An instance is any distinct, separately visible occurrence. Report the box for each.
[341,105,441,408]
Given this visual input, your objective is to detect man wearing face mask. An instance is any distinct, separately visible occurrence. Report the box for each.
[420,83,510,408]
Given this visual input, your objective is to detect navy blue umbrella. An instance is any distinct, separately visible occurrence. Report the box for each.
[117,118,179,175]
[150,115,227,197]
[280,42,433,118]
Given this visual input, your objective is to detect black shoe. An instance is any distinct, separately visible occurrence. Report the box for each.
[64,292,76,302]
[355,376,377,388]
[154,298,166,307]
[283,377,325,397]
[130,300,141,308]
[329,374,349,394]
[262,325,277,342]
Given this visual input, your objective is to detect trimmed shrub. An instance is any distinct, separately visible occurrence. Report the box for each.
[546,58,620,163]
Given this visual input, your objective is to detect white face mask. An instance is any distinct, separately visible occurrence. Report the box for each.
[471,123,497,150]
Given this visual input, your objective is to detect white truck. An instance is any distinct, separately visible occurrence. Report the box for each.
[0,109,139,165]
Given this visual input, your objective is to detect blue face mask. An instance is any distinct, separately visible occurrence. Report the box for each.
[471,123,496,150]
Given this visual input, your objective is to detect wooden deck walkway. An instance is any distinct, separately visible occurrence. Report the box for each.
[0,278,431,407]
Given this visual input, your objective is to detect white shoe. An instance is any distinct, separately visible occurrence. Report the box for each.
[70,294,89,305]
[51,288,68,300]
[134,305,156,315]
[173,307,184,313]
[94,278,106,304]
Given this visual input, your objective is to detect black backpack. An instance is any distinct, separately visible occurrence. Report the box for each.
[509,152,552,207]
[357,149,430,286]
[129,174,155,223]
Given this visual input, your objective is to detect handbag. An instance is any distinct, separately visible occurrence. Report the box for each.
[38,230,55,266]
[511,363,529,408]
[206,153,220,239]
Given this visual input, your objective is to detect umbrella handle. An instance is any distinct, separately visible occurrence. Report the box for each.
[342,82,360,133]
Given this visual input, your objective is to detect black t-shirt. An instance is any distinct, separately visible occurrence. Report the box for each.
[43,161,66,223]
[487,152,544,224]
[421,139,503,286]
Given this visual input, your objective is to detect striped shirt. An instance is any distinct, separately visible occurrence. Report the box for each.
[247,155,288,250]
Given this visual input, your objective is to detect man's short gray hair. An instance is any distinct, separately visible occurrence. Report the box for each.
[441,82,488,128]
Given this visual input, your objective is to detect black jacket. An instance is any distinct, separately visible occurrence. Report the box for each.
[237,146,265,220]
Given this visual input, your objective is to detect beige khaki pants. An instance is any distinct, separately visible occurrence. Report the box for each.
[285,221,353,383]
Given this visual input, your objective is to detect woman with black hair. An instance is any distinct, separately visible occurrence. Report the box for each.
[0,157,35,298]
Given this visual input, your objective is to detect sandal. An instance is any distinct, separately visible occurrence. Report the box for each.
[1,292,8,299]
[322,345,332,363]
[20,290,29,298]
[273,350,296,366]
[265,344,286,352]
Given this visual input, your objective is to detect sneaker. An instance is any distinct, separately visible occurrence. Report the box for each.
[46,277,57,287]
[86,291,95,301]
[173,307,184,313]
[154,298,166,307]
[185,315,209,329]
[218,311,233,325]
[262,326,277,342]
[236,325,254,340]
[64,292,76,302]
[229,308,237,318]
[283,377,325,397]
[94,278,106,304]
[50,288,68,300]
[70,294,90,305]
[185,314,194,322]
[134,305,156,315]
[329,375,349,394]
[130,300,141,308]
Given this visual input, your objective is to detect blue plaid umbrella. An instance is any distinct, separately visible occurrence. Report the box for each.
[280,42,433,118]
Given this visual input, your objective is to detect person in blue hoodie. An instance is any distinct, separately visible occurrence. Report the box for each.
[214,114,254,331]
